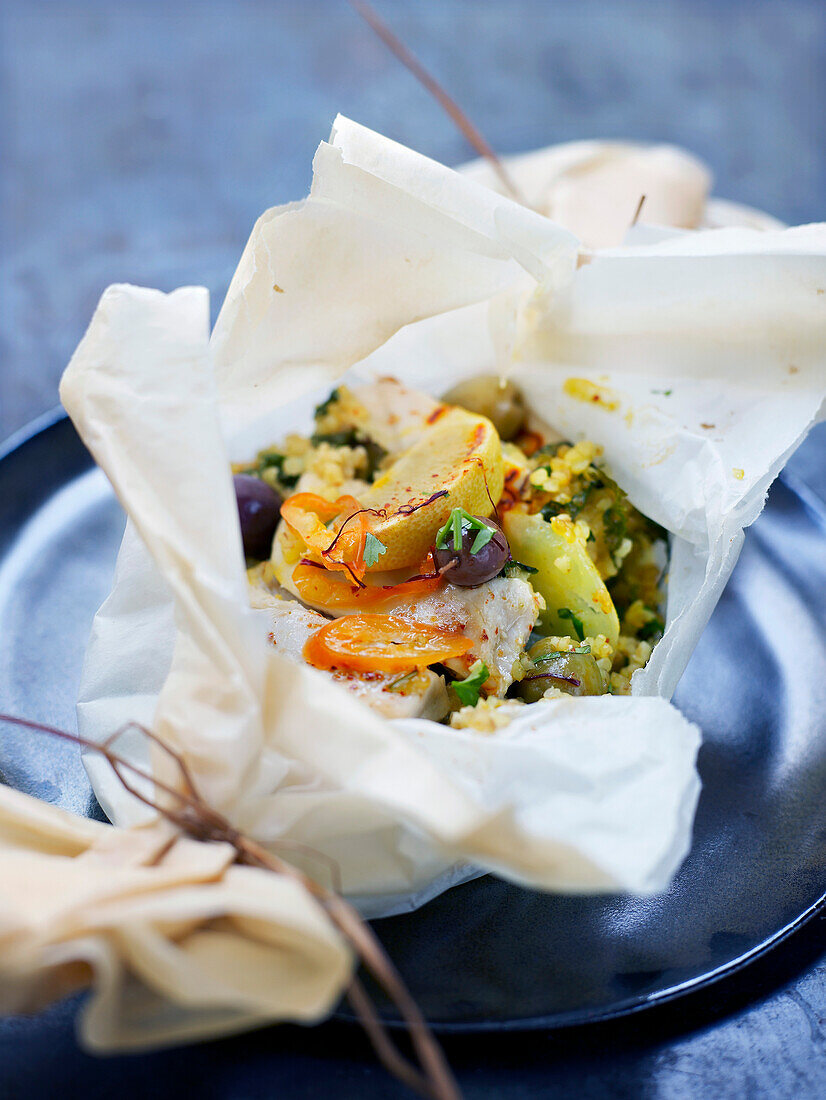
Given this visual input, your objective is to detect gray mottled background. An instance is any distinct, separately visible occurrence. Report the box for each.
[1,4,825,1098]
[1,0,824,439]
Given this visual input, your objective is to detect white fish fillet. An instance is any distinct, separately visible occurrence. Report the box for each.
[350,376,440,455]
[390,578,541,695]
[249,586,449,721]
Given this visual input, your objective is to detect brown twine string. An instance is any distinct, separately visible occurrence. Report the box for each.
[351,0,523,205]
[0,713,461,1100]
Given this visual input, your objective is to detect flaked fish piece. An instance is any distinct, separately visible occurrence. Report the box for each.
[316,377,440,457]
[390,578,541,696]
[249,583,450,722]
[355,377,442,454]
[327,666,449,723]
[249,587,323,653]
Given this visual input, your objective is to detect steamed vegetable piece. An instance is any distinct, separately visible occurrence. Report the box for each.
[291,559,441,613]
[233,474,283,559]
[303,614,474,673]
[433,509,509,585]
[280,492,369,579]
[516,642,607,703]
[502,509,620,645]
[442,375,526,441]
[358,406,505,571]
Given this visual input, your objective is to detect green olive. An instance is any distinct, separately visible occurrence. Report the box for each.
[442,375,525,440]
[516,641,607,703]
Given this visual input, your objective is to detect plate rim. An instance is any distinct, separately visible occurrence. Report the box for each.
[2,410,825,1035]
[0,405,68,463]
[339,887,826,1033]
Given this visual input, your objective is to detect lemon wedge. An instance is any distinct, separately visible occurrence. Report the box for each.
[360,406,504,571]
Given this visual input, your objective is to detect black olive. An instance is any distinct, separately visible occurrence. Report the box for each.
[434,515,510,586]
[233,474,283,560]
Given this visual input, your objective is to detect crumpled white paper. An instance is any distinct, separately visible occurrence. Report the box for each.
[461,138,712,246]
[460,136,786,241]
[0,783,351,1050]
[61,117,824,918]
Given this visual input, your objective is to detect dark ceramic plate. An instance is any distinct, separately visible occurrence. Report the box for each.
[1,411,824,1032]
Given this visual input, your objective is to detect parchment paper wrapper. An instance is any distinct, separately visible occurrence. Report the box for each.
[61,118,824,918]
[0,784,350,1050]
[459,137,785,243]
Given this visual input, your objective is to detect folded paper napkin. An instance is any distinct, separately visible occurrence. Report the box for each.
[56,117,823,924]
[0,783,351,1050]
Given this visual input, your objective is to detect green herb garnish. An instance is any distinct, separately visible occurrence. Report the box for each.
[310,429,359,447]
[557,607,586,642]
[470,525,494,554]
[452,660,490,707]
[363,533,387,568]
[500,559,538,578]
[436,508,497,556]
[450,508,463,551]
[533,643,591,664]
[314,388,340,419]
[387,671,416,693]
[603,502,629,557]
[250,449,299,489]
[638,616,665,641]
[541,486,593,523]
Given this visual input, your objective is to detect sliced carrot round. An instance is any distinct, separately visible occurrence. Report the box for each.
[303,614,473,673]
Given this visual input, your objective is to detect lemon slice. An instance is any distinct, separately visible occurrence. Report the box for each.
[502,509,620,645]
[360,406,504,571]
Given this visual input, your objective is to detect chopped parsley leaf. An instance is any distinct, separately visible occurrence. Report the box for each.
[452,660,490,707]
[364,533,387,568]
[638,616,665,641]
[314,388,340,419]
[500,559,538,578]
[310,429,358,447]
[251,449,299,488]
[541,486,593,523]
[534,644,591,664]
